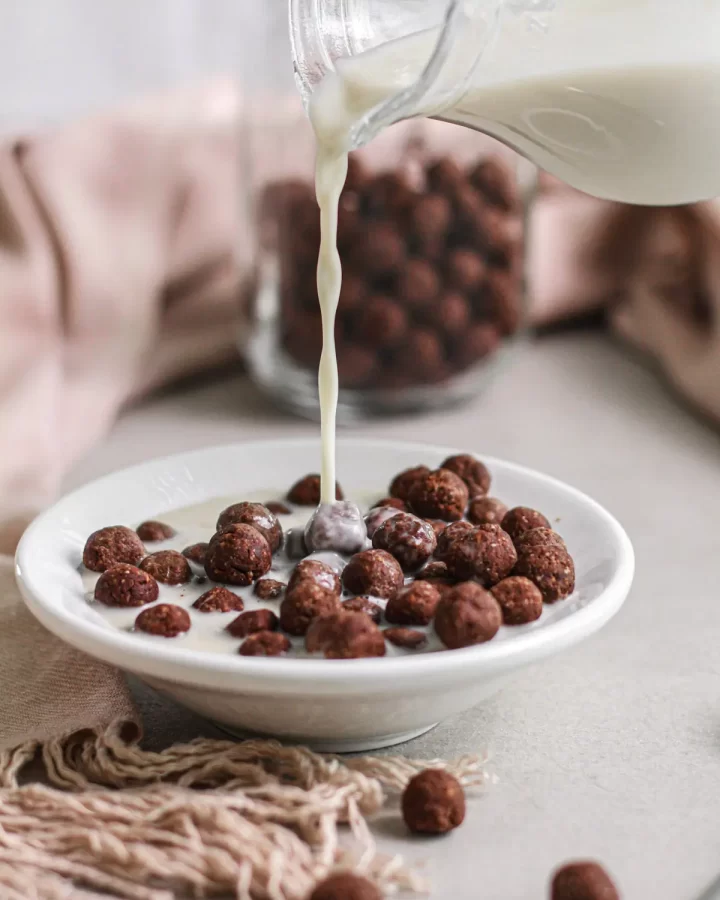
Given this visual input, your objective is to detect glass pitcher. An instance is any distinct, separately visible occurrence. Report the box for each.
[290,0,720,206]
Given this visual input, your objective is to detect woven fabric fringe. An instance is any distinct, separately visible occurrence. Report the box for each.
[0,722,491,899]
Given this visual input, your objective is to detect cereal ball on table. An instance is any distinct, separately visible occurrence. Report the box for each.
[501,506,551,544]
[304,501,366,555]
[407,469,469,521]
[551,861,619,900]
[467,496,507,526]
[435,582,502,648]
[95,564,159,608]
[491,576,543,625]
[239,631,291,657]
[309,872,382,900]
[135,603,191,638]
[192,586,244,613]
[372,512,437,572]
[136,520,176,542]
[83,526,145,573]
[342,549,404,600]
[216,502,283,553]
[287,474,343,505]
[389,465,431,502]
[385,582,440,626]
[204,524,272,587]
[515,545,576,603]
[306,611,385,659]
[287,559,341,595]
[440,453,491,496]
[342,596,383,624]
[140,550,193,586]
[402,769,466,835]
[444,524,517,586]
[280,583,341,636]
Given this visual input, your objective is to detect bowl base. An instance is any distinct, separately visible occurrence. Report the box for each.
[212,720,438,753]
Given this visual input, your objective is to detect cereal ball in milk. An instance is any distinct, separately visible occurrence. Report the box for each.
[182,543,209,566]
[514,544,575,603]
[204,524,272,586]
[342,549,404,600]
[216,502,283,553]
[227,609,279,638]
[440,453,492,496]
[83,526,145,573]
[239,631,291,657]
[491,576,543,625]
[95,564,159,608]
[304,502,367,555]
[342,596,383,624]
[385,581,441,626]
[372,512,437,572]
[192,586,244,613]
[135,603,191,638]
[364,506,401,539]
[435,583,502,649]
[467,496,508,526]
[136,521,176,542]
[280,583,341,636]
[501,506,551,544]
[287,474,343,505]
[434,520,474,563]
[305,611,386,659]
[389,465,431,502]
[287,559,341,596]
[444,524,517,586]
[408,469,469,522]
[384,627,428,650]
[514,526,567,554]
[139,550,193,586]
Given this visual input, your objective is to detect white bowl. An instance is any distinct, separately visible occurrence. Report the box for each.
[16,439,634,752]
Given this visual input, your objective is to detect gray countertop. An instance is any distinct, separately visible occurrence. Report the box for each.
[64,333,720,900]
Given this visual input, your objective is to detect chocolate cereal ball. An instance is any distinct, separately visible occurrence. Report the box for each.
[304,501,366,555]
[434,520,474,562]
[216,502,283,554]
[440,454,491,496]
[425,519,447,539]
[467,496,508,526]
[416,561,449,580]
[140,550,193,586]
[227,608,279,638]
[446,248,486,292]
[309,873,382,900]
[372,512,437,572]
[515,526,567,554]
[411,192,452,246]
[444,524,517,586]
[407,469,469,522]
[135,603,191,638]
[280,583,341,636]
[192,586,244,613]
[239,631,291,657]
[204,524,272,586]
[306,611,386,659]
[515,545,576,603]
[136,520,176,542]
[389,465,431,502]
[342,549,404,600]
[265,500,291,516]
[364,506,401,539]
[384,627,428,650]
[287,474,343,505]
[254,578,286,600]
[287,559,341,595]
[342,596,383,624]
[398,258,440,310]
[551,861,620,900]
[373,497,406,511]
[356,295,408,348]
[385,581,440,626]
[491,576,543,625]
[83,526,145,573]
[435,582,502,648]
[95,564,159,608]
[402,769,466,835]
[182,543,208,566]
[501,506,551,544]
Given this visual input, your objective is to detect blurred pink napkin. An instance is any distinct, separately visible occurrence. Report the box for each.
[0,77,717,543]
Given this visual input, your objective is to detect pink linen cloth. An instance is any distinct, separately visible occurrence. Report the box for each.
[0,77,716,544]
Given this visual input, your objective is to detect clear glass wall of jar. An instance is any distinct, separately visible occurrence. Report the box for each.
[241,20,533,420]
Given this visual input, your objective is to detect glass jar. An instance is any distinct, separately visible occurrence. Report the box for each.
[241,3,533,420]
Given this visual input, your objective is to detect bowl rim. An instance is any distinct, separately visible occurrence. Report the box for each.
[15,438,635,693]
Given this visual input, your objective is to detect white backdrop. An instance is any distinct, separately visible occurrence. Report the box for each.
[0,0,267,133]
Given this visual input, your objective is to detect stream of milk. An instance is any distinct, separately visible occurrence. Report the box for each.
[310,0,720,501]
